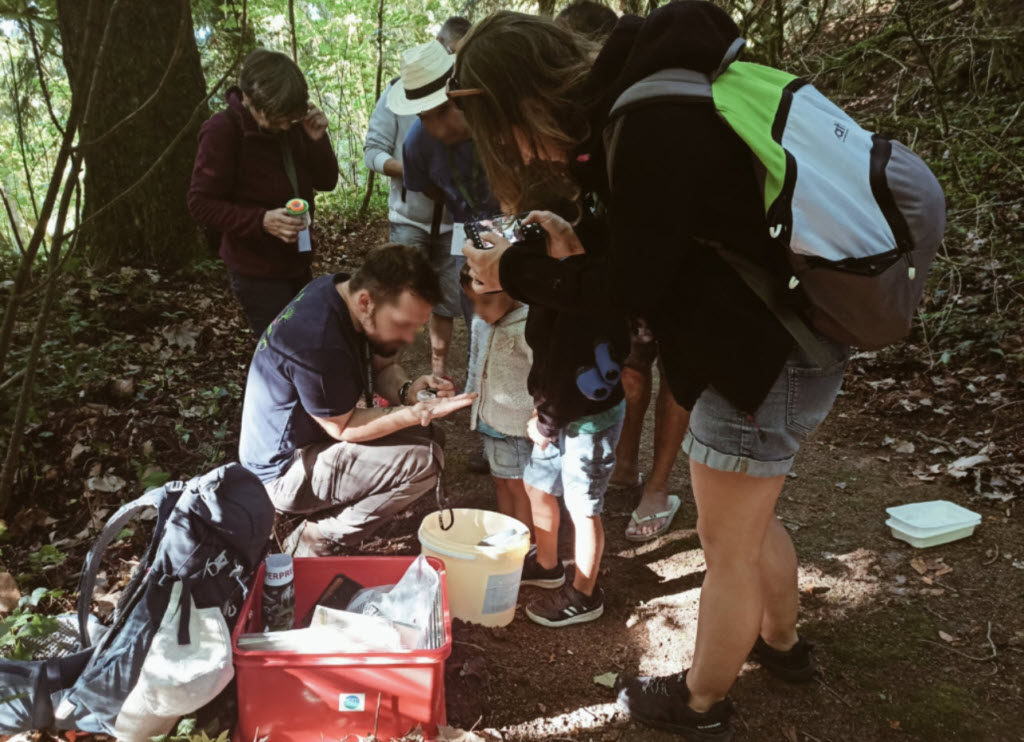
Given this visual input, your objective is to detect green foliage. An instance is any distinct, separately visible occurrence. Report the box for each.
[0,586,64,660]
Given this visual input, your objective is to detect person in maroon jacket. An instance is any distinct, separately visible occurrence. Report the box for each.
[189,49,340,336]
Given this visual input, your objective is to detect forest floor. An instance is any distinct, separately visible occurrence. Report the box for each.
[3,217,1022,742]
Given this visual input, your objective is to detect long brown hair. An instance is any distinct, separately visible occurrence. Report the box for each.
[454,11,598,213]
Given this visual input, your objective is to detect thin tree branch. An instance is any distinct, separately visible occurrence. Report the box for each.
[6,45,41,223]
[0,184,26,255]
[80,0,124,134]
[0,152,83,516]
[73,0,190,152]
[0,0,98,380]
[288,0,298,62]
[21,17,65,137]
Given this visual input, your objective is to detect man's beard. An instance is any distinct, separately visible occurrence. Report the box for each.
[367,339,401,358]
[362,311,405,358]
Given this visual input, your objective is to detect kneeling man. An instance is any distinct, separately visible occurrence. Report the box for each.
[240,243,475,556]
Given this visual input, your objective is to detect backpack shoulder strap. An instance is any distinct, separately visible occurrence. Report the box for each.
[76,483,184,648]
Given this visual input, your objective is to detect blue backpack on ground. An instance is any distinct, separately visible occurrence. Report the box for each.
[0,463,274,738]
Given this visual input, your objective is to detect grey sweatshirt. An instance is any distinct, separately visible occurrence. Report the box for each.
[363,82,452,232]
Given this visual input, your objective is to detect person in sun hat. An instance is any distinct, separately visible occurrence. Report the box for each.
[363,18,473,381]
[389,37,500,476]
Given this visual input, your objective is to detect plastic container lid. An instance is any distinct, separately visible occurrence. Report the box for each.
[885,500,980,537]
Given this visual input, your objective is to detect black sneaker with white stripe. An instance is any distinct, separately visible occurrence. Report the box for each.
[524,582,603,627]
[520,546,566,589]
[616,670,733,741]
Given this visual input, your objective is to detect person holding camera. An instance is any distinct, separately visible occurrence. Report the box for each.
[189,49,339,337]
[457,4,848,739]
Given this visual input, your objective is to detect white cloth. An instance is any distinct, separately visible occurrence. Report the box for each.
[466,305,534,437]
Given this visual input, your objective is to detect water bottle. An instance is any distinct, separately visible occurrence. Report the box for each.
[286,198,312,253]
[261,553,296,631]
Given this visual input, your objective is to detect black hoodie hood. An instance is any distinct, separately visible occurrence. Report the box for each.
[594,1,741,112]
[574,1,743,192]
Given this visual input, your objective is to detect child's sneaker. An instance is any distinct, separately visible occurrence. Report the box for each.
[525,582,603,627]
[520,546,565,588]
[615,670,733,741]
[748,635,816,682]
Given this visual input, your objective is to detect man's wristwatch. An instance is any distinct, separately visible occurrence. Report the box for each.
[398,379,414,406]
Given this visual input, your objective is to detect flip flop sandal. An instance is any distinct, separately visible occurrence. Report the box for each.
[624,494,681,542]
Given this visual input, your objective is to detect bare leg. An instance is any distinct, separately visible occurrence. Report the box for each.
[626,382,690,538]
[493,477,516,518]
[429,313,454,377]
[686,460,786,712]
[759,515,800,650]
[570,514,603,596]
[610,365,652,486]
[526,483,560,570]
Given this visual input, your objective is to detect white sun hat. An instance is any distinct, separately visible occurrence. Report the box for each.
[387,40,455,116]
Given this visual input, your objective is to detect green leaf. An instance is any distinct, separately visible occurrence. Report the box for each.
[141,468,171,490]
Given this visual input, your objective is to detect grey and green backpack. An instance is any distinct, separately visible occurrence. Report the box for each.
[604,38,946,364]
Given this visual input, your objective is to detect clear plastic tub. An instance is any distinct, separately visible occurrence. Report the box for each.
[885,500,981,548]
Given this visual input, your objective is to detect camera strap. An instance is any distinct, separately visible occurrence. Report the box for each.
[444,145,483,214]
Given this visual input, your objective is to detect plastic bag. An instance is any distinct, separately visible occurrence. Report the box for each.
[347,555,439,649]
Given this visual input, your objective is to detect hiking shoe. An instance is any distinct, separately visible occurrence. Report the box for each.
[616,670,733,741]
[749,635,816,682]
[525,582,603,627]
[520,547,566,588]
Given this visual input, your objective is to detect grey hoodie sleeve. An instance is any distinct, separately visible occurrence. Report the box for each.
[363,85,399,174]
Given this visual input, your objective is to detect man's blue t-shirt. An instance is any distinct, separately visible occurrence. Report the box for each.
[239,274,365,482]
[402,120,498,223]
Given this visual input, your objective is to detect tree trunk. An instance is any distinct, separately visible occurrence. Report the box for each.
[538,0,556,18]
[56,0,208,270]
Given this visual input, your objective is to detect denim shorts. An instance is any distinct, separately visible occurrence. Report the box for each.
[483,434,533,479]
[522,414,625,518]
[389,223,469,322]
[682,339,850,477]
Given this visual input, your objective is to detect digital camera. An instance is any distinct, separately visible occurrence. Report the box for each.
[464,213,546,251]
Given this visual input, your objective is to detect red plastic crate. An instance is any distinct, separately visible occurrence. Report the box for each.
[231,556,451,742]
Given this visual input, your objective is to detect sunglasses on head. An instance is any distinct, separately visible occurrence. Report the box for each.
[445,74,483,110]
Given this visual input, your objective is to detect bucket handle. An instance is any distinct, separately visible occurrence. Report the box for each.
[422,542,477,561]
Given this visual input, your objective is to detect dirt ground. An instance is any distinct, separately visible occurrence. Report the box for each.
[5,219,1022,742]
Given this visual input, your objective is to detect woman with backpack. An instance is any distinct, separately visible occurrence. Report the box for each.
[458,3,849,739]
[189,49,339,337]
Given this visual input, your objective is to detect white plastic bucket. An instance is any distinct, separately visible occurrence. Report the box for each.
[418,509,530,627]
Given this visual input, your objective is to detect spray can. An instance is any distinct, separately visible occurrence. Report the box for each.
[286,198,312,253]
[261,553,295,631]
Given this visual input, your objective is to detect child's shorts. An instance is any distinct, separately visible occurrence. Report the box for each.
[482,434,532,479]
[683,338,850,477]
[523,409,625,518]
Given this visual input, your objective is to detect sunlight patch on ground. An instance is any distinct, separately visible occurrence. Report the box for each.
[502,702,624,739]
[798,547,885,610]
[614,526,700,560]
[629,591,700,675]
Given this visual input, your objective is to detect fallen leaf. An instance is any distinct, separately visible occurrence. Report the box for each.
[67,442,90,464]
[0,572,21,615]
[948,453,990,477]
[593,671,618,688]
[781,725,799,742]
[161,320,200,351]
[910,558,928,575]
[938,630,954,642]
[893,440,916,454]
[86,474,126,493]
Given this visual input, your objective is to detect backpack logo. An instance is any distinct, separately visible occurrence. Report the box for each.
[833,122,848,142]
